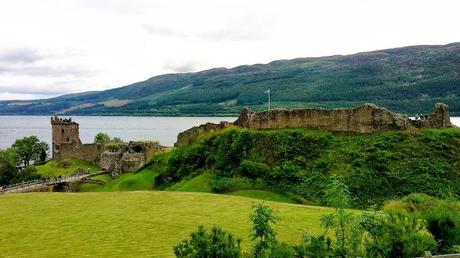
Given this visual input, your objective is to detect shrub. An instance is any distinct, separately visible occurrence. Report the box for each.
[173,225,241,258]
[249,203,279,257]
[210,176,266,193]
[295,233,334,258]
[360,211,436,257]
[385,194,460,254]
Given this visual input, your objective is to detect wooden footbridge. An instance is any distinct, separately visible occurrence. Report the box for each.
[0,171,106,194]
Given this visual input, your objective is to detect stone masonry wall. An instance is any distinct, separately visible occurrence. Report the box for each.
[176,121,231,146]
[175,103,453,146]
[234,104,411,133]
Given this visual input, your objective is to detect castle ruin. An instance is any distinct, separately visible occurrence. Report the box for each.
[176,103,453,146]
[51,116,163,176]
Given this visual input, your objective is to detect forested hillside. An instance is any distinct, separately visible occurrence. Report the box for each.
[1,43,460,116]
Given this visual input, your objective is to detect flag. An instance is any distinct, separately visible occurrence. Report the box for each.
[264,89,270,94]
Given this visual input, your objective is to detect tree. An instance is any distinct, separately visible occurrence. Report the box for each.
[94,132,111,145]
[38,141,49,163]
[249,202,279,257]
[94,133,124,145]
[0,148,19,186]
[173,225,241,258]
[11,136,48,167]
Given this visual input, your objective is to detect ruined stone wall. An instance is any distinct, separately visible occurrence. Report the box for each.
[98,141,164,177]
[54,143,100,163]
[234,104,412,133]
[176,121,231,146]
[51,117,164,176]
[234,103,453,133]
[175,103,453,146]
[410,103,452,128]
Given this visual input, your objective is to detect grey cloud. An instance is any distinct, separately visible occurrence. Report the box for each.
[198,27,271,42]
[142,24,189,38]
[142,23,273,42]
[0,64,97,77]
[0,85,71,96]
[162,61,199,73]
[0,48,43,64]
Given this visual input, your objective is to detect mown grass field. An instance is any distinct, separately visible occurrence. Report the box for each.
[0,191,333,257]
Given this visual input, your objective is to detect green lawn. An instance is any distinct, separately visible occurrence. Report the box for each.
[0,191,332,257]
[35,158,99,177]
[228,190,299,204]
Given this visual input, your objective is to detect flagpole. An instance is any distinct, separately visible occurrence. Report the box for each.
[268,89,271,110]
[264,88,271,110]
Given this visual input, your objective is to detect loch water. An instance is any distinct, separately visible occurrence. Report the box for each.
[0,116,237,149]
[1,116,459,150]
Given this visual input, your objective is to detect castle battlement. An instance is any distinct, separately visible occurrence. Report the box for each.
[51,116,78,125]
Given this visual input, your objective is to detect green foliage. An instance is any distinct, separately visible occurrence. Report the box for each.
[211,177,266,193]
[106,143,121,152]
[11,136,49,167]
[360,211,436,258]
[154,127,460,209]
[249,203,279,257]
[0,147,41,186]
[0,148,20,186]
[174,225,242,258]
[384,194,460,254]
[94,132,111,145]
[295,233,333,258]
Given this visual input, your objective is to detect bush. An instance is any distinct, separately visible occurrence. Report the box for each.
[250,203,279,257]
[173,225,241,258]
[295,233,333,258]
[385,194,460,254]
[210,176,266,193]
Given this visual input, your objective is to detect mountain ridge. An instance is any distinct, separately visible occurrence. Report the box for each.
[1,42,460,116]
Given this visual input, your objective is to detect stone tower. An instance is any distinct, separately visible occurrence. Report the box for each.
[51,116,82,159]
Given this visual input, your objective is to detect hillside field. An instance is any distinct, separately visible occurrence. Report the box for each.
[0,191,333,257]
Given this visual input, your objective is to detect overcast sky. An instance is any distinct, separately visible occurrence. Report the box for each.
[0,0,459,100]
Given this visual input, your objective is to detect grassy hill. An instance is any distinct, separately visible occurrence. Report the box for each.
[1,43,460,116]
[153,126,460,208]
[35,158,99,177]
[0,191,333,257]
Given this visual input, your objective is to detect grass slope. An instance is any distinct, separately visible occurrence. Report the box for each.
[165,172,213,192]
[0,192,333,257]
[78,167,158,192]
[35,158,99,177]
